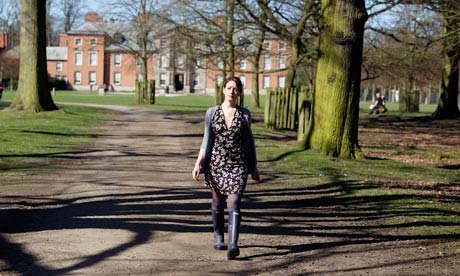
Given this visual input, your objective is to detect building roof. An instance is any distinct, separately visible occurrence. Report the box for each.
[46,47,68,60]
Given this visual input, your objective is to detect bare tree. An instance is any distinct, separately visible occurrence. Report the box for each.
[238,0,320,90]
[107,0,174,102]
[0,0,20,49]
[9,0,58,112]
[60,0,86,32]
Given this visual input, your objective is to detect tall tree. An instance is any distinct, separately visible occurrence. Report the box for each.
[9,0,58,112]
[0,0,20,49]
[239,0,319,90]
[60,0,85,32]
[109,0,173,103]
[301,0,367,158]
[432,0,460,118]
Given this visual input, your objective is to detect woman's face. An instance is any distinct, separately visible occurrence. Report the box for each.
[223,80,240,102]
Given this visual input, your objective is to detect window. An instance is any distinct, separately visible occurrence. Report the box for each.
[263,55,271,70]
[263,75,270,88]
[279,42,286,50]
[75,38,82,46]
[263,41,271,50]
[278,76,285,88]
[160,73,167,85]
[137,57,142,67]
[74,51,82,65]
[89,52,97,66]
[239,76,246,87]
[114,53,121,66]
[90,38,97,45]
[192,74,198,86]
[137,73,144,81]
[239,57,246,70]
[176,55,184,67]
[160,39,167,48]
[278,54,286,69]
[114,72,121,85]
[160,55,167,68]
[216,75,223,85]
[74,71,81,84]
[193,59,201,69]
[89,71,96,84]
[216,57,224,69]
[56,61,62,72]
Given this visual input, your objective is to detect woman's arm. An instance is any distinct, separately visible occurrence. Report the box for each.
[192,148,205,182]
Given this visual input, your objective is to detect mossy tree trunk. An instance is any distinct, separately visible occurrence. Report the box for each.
[9,0,58,112]
[433,1,460,118]
[301,0,367,158]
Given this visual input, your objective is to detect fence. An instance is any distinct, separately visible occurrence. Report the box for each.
[135,80,155,104]
[264,86,311,137]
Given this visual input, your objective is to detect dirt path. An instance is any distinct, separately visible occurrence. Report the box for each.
[0,106,458,276]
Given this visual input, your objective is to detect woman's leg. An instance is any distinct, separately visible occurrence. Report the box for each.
[227,193,242,259]
[211,190,226,250]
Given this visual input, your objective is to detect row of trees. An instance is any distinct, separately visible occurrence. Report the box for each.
[3,0,460,158]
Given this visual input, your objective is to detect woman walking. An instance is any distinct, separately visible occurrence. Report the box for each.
[192,76,260,260]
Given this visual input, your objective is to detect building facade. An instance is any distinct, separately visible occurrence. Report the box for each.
[46,12,290,94]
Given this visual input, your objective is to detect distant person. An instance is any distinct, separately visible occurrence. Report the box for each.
[369,92,387,114]
[192,76,260,260]
[164,85,169,94]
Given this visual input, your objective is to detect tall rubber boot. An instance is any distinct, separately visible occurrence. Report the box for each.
[227,211,241,259]
[212,209,226,250]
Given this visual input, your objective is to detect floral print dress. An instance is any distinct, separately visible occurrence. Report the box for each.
[204,105,248,195]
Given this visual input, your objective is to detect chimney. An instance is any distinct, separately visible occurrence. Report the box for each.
[0,31,7,49]
[84,12,104,23]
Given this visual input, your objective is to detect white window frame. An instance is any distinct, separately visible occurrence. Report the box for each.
[90,38,97,45]
[239,57,246,70]
[216,75,224,85]
[160,55,168,68]
[114,53,122,66]
[74,51,83,66]
[160,39,167,48]
[75,38,82,46]
[263,75,270,88]
[263,41,271,50]
[74,71,81,84]
[239,76,246,87]
[89,52,97,66]
[160,73,167,85]
[263,55,271,70]
[137,73,144,81]
[56,61,62,72]
[278,54,286,69]
[89,71,96,84]
[279,41,286,51]
[192,74,198,86]
[216,57,224,69]
[114,72,121,85]
[278,76,285,88]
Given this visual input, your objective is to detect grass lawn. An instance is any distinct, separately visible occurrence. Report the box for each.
[0,102,111,175]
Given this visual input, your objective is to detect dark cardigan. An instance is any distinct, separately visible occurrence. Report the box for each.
[199,105,257,175]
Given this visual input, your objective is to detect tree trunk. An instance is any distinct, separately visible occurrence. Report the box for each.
[250,18,266,108]
[9,0,58,112]
[433,9,460,118]
[285,41,299,91]
[301,0,367,158]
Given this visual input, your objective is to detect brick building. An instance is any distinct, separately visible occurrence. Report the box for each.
[46,12,290,94]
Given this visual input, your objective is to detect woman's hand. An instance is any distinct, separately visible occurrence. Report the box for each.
[252,168,261,182]
[192,164,201,182]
